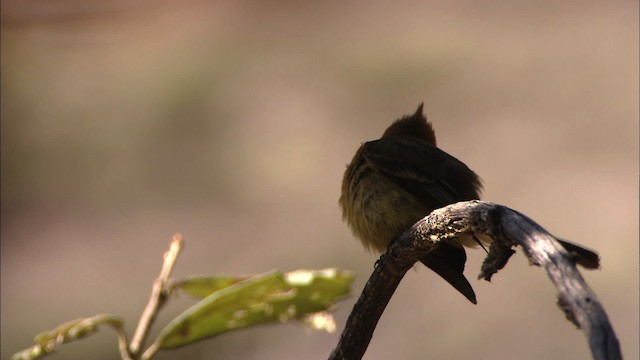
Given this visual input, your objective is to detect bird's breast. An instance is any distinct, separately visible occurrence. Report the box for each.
[341,170,427,254]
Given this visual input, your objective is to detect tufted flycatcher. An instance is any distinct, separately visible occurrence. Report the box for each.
[339,104,599,304]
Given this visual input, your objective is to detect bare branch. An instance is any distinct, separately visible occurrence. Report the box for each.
[115,325,133,360]
[129,234,184,358]
[330,201,621,360]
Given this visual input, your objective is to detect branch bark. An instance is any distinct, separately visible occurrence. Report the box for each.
[329,200,621,360]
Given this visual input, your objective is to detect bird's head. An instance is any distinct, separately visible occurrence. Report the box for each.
[381,103,437,146]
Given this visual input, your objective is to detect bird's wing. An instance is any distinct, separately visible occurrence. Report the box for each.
[360,137,482,209]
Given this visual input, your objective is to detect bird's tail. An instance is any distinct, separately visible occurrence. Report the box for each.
[420,242,477,304]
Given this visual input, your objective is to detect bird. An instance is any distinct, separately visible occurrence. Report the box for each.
[339,104,599,304]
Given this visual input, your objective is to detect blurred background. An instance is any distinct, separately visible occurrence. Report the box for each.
[1,1,637,359]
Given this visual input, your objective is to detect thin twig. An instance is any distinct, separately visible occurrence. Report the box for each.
[140,340,160,360]
[114,326,133,360]
[129,233,184,357]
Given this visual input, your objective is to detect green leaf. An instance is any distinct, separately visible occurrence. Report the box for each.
[154,268,353,349]
[11,314,125,360]
[172,275,249,299]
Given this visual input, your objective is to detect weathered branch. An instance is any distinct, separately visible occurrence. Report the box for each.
[329,200,621,360]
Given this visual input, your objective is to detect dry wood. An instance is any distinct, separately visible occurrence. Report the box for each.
[329,201,621,360]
